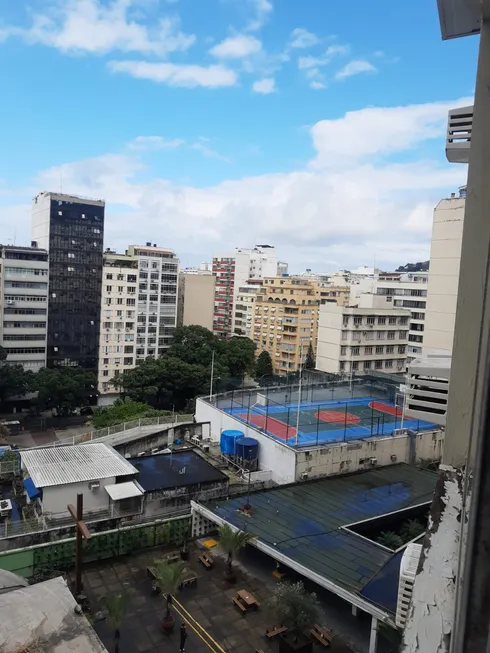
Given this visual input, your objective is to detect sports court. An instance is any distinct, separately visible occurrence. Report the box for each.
[228,397,437,447]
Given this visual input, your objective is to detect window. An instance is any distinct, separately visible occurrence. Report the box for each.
[387,331,396,340]
[386,345,394,354]
[341,331,348,341]
[339,361,345,371]
[351,361,359,371]
[105,298,112,305]
[116,298,123,305]
[377,331,385,340]
[388,316,397,325]
[376,346,384,354]
[124,357,133,366]
[375,360,383,369]
[116,310,123,317]
[399,317,409,325]
[399,331,408,339]
[351,346,360,356]
[118,286,124,293]
[68,253,74,259]
[103,370,109,377]
[117,274,124,281]
[106,273,113,280]
[103,358,109,365]
[364,361,372,370]
[93,228,101,234]
[364,332,374,340]
[106,286,112,292]
[377,317,386,325]
[398,345,406,354]
[385,360,393,369]
[353,316,362,325]
[67,266,74,272]
[365,346,373,355]
[367,316,375,325]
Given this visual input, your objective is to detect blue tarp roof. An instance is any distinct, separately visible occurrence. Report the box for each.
[23,477,41,500]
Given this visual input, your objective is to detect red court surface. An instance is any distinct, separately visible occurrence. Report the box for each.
[315,410,361,424]
[236,413,296,441]
[369,401,403,417]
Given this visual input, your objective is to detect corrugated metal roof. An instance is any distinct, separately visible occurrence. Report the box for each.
[21,443,138,488]
[105,481,144,501]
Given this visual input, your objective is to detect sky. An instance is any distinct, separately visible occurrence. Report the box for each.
[0,0,477,272]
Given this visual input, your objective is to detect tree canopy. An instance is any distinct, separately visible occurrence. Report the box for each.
[0,357,36,403]
[304,344,316,370]
[256,350,273,377]
[92,399,173,429]
[36,367,96,415]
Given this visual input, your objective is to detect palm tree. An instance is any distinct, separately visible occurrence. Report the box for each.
[154,560,187,632]
[218,524,256,582]
[268,581,323,646]
[102,591,127,653]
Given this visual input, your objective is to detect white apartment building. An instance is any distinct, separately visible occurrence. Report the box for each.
[212,245,279,338]
[0,244,49,370]
[233,280,263,337]
[376,271,428,361]
[98,250,138,404]
[423,189,466,356]
[316,295,410,375]
[127,244,179,360]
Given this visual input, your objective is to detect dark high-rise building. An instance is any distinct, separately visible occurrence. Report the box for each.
[31,192,105,371]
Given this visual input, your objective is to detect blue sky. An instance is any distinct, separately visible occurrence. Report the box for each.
[0,0,476,270]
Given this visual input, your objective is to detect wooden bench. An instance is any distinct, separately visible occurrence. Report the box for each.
[309,625,332,647]
[232,596,247,614]
[166,553,180,564]
[265,626,288,639]
[179,576,197,589]
[198,553,213,569]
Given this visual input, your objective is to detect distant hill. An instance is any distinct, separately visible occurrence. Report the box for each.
[395,261,429,272]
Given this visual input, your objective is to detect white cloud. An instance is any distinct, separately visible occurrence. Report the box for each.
[128,136,184,150]
[309,80,326,90]
[290,28,319,49]
[246,0,273,31]
[1,98,470,270]
[209,34,262,59]
[191,139,230,162]
[335,59,376,79]
[252,77,276,94]
[1,0,195,56]
[108,60,238,88]
[297,43,349,87]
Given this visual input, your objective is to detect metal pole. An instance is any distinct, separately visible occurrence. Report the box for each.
[247,390,252,424]
[344,402,348,441]
[316,404,320,446]
[286,407,290,442]
[209,350,215,400]
[75,494,83,596]
[294,345,303,446]
[400,377,408,430]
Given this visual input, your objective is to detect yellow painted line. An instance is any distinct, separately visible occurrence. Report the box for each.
[173,595,227,653]
[172,602,221,653]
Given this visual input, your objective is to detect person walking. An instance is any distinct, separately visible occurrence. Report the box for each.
[179,622,187,653]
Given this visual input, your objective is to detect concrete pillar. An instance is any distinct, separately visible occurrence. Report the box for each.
[368,616,378,653]
[351,605,358,617]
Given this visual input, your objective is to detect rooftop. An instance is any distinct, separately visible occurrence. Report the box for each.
[207,464,437,595]
[128,449,228,492]
[0,576,107,653]
[21,443,138,488]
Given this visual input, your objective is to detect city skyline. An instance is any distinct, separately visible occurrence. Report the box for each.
[0,0,474,270]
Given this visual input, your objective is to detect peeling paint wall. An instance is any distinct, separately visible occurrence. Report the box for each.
[401,466,463,653]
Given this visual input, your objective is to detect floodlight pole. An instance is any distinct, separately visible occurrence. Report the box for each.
[295,345,303,446]
[209,349,215,400]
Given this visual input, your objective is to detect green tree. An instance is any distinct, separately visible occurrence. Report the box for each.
[223,337,256,377]
[92,399,172,429]
[218,524,256,582]
[154,560,187,630]
[0,346,6,362]
[400,519,425,543]
[167,325,224,366]
[268,581,323,643]
[256,350,273,378]
[304,344,316,370]
[377,531,403,550]
[113,356,209,411]
[0,361,36,403]
[35,367,96,415]
[102,591,128,653]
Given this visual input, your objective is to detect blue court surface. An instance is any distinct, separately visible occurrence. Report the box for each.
[226,397,437,447]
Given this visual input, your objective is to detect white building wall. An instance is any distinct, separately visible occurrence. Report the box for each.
[424,196,465,356]
[316,305,343,373]
[195,398,296,484]
[41,476,116,517]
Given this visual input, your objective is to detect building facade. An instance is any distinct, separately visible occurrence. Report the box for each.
[31,192,104,371]
[316,298,410,375]
[177,271,215,331]
[376,271,428,361]
[0,244,49,370]
[423,190,465,356]
[98,250,138,404]
[318,284,351,306]
[127,244,179,360]
[233,280,263,337]
[212,245,278,338]
[252,276,320,375]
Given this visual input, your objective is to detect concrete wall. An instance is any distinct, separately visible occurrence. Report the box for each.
[295,430,444,480]
[42,477,115,517]
[195,398,296,484]
[316,305,343,373]
[424,197,465,356]
[178,273,215,330]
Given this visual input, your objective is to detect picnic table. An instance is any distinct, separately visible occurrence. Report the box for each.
[309,624,332,647]
[237,589,260,608]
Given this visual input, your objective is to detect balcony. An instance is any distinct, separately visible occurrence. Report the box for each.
[446,105,472,164]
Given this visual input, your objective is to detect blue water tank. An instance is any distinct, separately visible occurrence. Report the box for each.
[235,436,259,461]
[220,430,244,455]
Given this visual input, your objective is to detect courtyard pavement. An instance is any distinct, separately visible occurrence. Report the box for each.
[76,544,356,653]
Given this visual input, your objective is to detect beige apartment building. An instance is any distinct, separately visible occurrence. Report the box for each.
[98,250,138,404]
[177,271,216,331]
[252,277,320,375]
[318,284,350,306]
[423,189,466,356]
[316,295,410,375]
